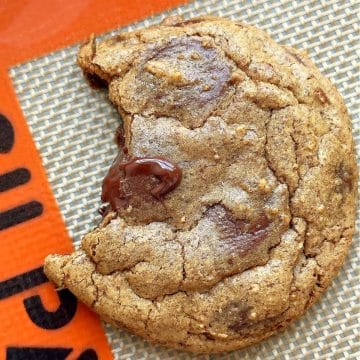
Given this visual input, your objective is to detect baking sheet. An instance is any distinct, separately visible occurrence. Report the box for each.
[10,0,359,358]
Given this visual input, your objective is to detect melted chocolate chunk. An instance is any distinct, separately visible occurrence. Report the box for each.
[121,157,182,199]
[206,205,270,253]
[135,37,231,128]
[101,154,182,213]
[101,152,127,211]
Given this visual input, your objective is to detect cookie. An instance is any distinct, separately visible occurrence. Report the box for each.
[44,16,358,353]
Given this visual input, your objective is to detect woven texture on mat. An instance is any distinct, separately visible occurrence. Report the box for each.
[10,0,359,359]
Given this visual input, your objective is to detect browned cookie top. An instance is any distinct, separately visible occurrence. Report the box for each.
[44,16,357,353]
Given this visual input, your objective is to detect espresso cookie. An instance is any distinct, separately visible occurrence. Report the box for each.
[44,16,357,353]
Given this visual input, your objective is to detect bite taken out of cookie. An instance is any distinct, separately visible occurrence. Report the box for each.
[44,16,357,353]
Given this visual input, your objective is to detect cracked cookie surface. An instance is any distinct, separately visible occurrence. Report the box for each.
[44,16,357,353]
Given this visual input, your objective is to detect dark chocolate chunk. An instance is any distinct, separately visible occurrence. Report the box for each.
[101,154,182,213]
[206,205,270,253]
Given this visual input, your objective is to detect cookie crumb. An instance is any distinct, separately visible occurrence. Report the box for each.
[126,205,133,213]
[230,71,245,84]
[160,15,183,26]
[235,125,246,137]
[145,62,189,86]
[248,311,257,320]
[191,52,202,60]
[214,153,220,160]
[267,207,279,215]
[281,214,291,224]
[180,216,186,223]
[258,178,271,193]
[170,72,184,84]
[306,141,316,151]
[236,203,247,213]
[334,178,342,186]
[201,38,213,48]
[203,84,212,91]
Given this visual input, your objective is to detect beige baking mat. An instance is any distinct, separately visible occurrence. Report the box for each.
[9,0,359,358]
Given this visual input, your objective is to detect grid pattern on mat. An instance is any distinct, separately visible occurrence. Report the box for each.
[10,0,359,359]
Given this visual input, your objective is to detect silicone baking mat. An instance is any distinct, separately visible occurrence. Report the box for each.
[3,0,359,359]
